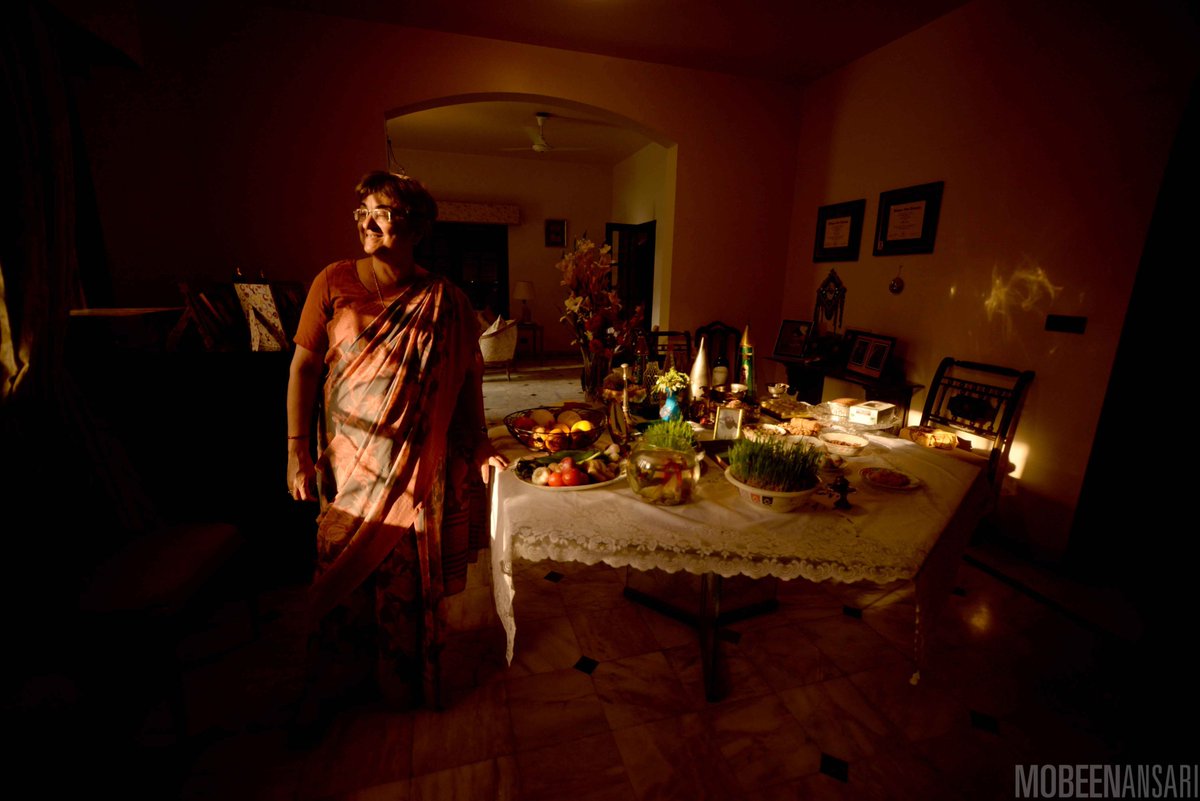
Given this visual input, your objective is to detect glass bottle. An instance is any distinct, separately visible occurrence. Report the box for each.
[739,325,757,402]
[633,333,650,387]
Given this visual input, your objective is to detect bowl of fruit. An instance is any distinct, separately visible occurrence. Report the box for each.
[504,405,607,453]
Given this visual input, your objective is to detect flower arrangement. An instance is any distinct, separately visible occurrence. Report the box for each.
[652,367,688,397]
[557,237,643,362]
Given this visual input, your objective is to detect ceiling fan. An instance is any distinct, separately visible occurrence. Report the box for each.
[502,112,591,154]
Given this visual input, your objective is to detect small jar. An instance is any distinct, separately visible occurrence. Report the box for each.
[626,442,701,505]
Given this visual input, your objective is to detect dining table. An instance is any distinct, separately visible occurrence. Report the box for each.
[487,423,992,700]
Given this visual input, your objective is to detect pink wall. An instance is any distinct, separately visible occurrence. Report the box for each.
[780,0,1199,557]
[74,4,801,351]
[71,0,1198,558]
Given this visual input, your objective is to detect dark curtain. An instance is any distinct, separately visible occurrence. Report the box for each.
[3,0,156,700]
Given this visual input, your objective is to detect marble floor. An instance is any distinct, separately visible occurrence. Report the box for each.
[82,358,1186,799]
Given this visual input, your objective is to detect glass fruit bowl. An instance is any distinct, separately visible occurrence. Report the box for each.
[504,405,607,453]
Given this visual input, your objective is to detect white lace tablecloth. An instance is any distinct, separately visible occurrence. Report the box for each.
[488,427,987,662]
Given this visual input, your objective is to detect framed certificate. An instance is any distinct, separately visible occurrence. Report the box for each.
[873,182,944,256]
[813,199,866,262]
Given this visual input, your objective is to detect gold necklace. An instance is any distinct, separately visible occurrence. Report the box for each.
[369,264,385,304]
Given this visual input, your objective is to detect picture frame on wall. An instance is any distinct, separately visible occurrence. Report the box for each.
[813,199,866,262]
[772,319,813,359]
[873,181,944,256]
[544,219,566,248]
[843,330,896,380]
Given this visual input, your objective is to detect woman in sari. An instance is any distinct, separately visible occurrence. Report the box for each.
[286,171,506,717]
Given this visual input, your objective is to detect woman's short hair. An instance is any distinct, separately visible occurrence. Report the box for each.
[355,171,438,238]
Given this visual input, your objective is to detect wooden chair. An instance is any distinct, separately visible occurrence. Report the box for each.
[920,357,1035,488]
[694,320,741,372]
[645,329,692,370]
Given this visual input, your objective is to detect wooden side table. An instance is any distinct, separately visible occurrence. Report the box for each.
[516,322,544,364]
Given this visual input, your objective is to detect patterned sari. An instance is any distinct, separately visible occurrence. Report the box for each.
[307,268,484,708]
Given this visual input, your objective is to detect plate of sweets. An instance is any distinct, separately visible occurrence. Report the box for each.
[860,466,922,491]
[511,445,624,491]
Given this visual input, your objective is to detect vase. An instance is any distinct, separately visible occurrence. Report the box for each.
[626,442,701,505]
[659,391,682,421]
[580,348,612,403]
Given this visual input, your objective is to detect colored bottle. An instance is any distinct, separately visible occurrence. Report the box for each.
[740,325,756,402]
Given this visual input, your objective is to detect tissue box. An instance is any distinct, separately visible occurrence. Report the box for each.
[849,400,896,426]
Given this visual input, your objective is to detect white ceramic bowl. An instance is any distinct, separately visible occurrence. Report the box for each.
[819,432,869,457]
[724,467,818,513]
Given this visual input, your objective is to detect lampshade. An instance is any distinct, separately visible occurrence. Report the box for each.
[513,281,535,301]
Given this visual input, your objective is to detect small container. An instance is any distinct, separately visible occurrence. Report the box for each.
[827,398,859,418]
[848,400,896,426]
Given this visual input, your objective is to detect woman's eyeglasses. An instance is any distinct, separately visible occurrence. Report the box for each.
[353,208,405,224]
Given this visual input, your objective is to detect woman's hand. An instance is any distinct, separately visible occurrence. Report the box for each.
[474,439,509,484]
[288,444,317,501]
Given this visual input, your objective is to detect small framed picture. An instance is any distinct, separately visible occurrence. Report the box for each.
[813,199,866,262]
[544,219,566,248]
[233,279,290,351]
[873,181,944,256]
[714,406,745,440]
[773,319,812,359]
[844,330,896,380]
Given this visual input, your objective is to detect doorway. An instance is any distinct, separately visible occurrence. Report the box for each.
[417,222,509,316]
[606,220,656,323]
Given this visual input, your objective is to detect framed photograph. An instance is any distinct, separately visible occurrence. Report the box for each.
[813,199,866,262]
[233,279,290,351]
[714,406,745,440]
[544,219,566,248]
[873,181,944,256]
[772,319,812,359]
[844,330,896,380]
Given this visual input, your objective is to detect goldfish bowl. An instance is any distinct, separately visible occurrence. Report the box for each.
[626,443,701,505]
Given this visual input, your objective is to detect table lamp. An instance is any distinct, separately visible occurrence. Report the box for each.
[513,281,535,323]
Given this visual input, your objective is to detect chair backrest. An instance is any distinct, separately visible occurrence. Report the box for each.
[695,320,741,369]
[645,329,692,370]
[920,357,1034,485]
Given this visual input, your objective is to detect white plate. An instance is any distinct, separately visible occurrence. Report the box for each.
[860,467,922,491]
[512,461,625,491]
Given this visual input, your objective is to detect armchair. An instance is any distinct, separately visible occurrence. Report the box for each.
[479,317,519,380]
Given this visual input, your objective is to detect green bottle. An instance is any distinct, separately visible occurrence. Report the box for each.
[739,326,756,402]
